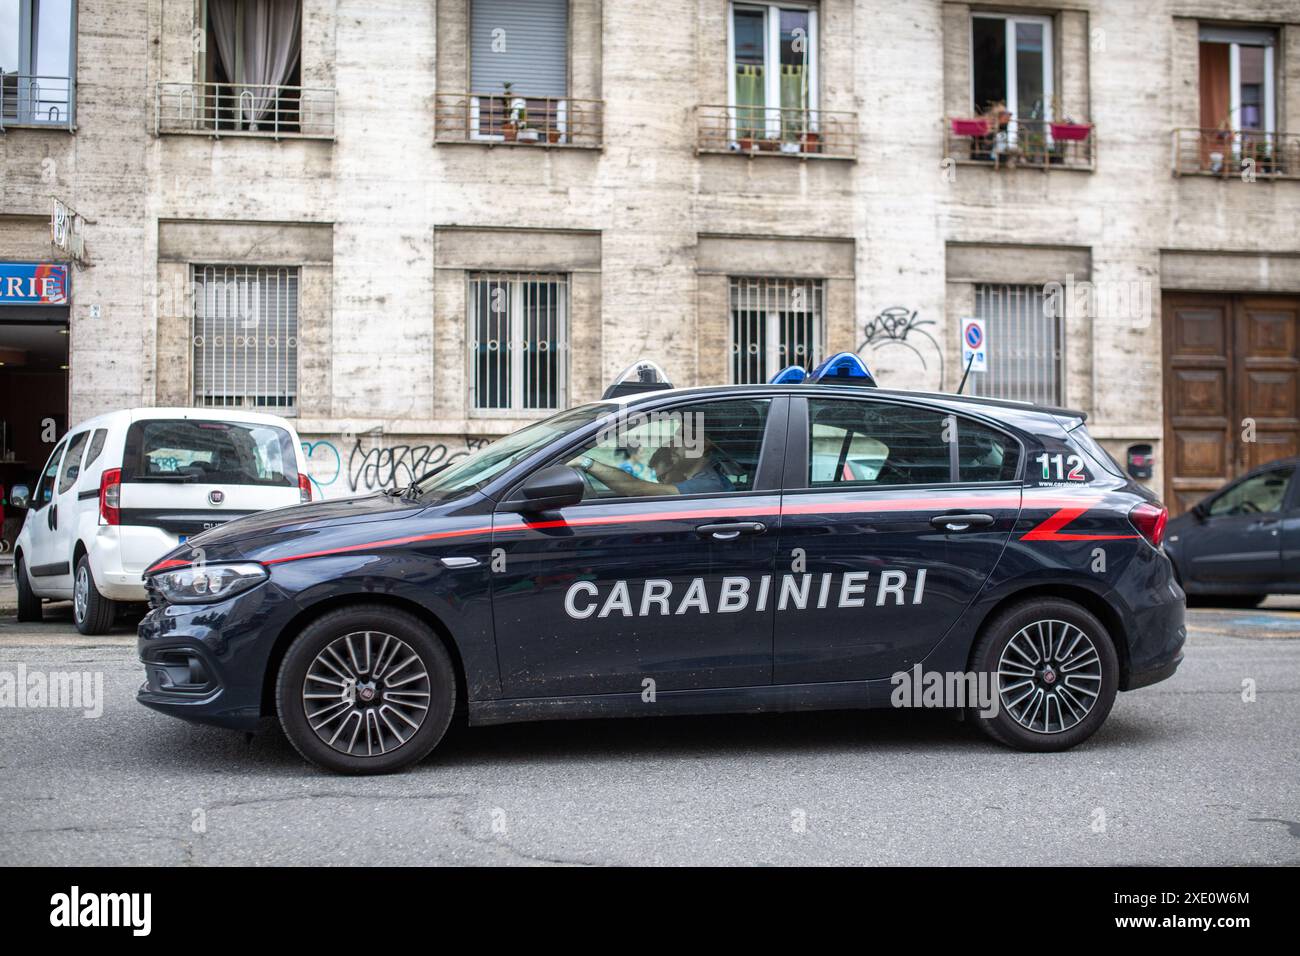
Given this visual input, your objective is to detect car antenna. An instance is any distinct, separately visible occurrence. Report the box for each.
[956,352,976,395]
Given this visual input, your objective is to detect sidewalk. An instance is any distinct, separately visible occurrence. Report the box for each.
[0,571,15,613]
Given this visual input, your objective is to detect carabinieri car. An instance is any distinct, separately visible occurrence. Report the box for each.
[138,360,1185,773]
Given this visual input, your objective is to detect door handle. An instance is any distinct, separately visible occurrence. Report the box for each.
[695,521,767,541]
[48,505,57,531]
[930,512,994,532]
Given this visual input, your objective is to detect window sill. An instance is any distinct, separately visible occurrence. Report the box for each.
[0,121,75,133]
[1172,168,1299,181]
[697,146,855,162]
[951,158,1094,173]
[435,136,602,151]
[156,127,334,142]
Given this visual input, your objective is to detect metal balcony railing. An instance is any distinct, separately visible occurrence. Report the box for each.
[944,117,1095,170]
[155,82,336,139]
[434,93,603,148]
[697,105,857,159]
[1171,128,1300,179]
[0,73,75,131]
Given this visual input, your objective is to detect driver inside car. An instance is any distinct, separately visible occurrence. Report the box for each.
[570,438,731,497]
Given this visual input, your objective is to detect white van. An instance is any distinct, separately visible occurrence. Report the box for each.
[12,408,311,634]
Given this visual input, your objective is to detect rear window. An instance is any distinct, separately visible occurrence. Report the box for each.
[122,419,298,486]
[1066,425,1124,479]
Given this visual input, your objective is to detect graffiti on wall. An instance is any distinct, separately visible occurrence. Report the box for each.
[857,306,946,390]
[301,431,490,498]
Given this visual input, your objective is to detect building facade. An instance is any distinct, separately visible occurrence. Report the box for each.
[2,0,1299,515]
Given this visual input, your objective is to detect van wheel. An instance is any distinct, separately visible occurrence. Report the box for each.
[73,555,117,635]
[15,555,43,623]
[968,598,1118,752]
[275,605,457,775]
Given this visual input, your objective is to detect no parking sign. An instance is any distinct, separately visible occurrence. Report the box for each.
[960,318,987,373]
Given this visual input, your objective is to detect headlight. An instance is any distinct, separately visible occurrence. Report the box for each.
[152,562,268,604]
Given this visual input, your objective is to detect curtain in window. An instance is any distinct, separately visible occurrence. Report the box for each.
[779,64,806,140]
[735,65,764,140]
[210,0,302,129]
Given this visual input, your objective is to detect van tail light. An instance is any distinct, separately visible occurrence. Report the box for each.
[298,472,312,503]
[1128,501,1167,548]
[99,468,122,526]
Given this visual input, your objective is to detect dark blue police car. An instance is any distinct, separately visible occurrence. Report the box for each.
[138,357,1185,773]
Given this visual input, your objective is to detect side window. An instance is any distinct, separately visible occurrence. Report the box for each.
[1207,467,1294,517]
[58,431,90,494]
[956,418,1021,482]
[807,399,952,487]
[567,399,771,500]
[84,428,108,469]
[36,441,67,507]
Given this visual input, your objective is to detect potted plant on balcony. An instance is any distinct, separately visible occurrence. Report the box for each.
[516,107,540,143]
[500,82,519,141]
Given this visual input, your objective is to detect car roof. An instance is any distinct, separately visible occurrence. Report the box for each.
[613,383,1087,426]
[67,407,300,433]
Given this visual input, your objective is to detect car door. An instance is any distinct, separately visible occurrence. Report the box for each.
[25,439,68,587]
[491,396,786,698]
[45,429,91,589]
[774,395,1022,684]
[1281,466,1300,587]
[1184,465,1294,586]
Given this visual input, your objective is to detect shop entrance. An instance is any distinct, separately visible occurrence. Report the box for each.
[0,264,70,560]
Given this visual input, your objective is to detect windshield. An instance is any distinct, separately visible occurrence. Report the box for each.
[415,403,616,502]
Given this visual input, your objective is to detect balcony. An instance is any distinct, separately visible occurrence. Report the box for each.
[434,93,603,149]
[697,105,857,160]
[154,82,336,140]
[944,117,1095,171]
[1171,128,1300,180]
[0,74,75,131]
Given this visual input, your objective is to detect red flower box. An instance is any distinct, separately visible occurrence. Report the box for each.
[1050,122,1092,141]
[950,117,990,137]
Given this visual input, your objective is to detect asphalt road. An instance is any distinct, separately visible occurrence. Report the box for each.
[1,598,1297,866]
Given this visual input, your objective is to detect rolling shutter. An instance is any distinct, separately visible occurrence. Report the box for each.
[469,0,569,98]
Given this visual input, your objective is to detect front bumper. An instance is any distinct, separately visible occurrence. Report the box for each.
[136,578,292,731]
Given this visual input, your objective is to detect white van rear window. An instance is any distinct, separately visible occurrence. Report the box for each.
[122,420,298,486]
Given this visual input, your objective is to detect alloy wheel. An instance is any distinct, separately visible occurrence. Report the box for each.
[301,631,432,757]
[73,565,89,624]
[996,619,1103,734]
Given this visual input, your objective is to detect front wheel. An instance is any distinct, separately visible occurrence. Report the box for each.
[73,555,117,635]
[276,606,458,774]
[969,598,1119,752]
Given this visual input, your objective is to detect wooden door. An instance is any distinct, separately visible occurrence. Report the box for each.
[1164,293,1300,514]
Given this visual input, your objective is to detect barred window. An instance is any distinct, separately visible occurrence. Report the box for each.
[730,277,824,384]
[969,283,1062,406]
[192,265,299,415]
[469,272,568,412]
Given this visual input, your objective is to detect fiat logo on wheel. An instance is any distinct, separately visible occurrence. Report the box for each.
[208,490,225,505]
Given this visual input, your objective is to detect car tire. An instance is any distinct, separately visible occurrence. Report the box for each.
[73,555,116,635]
[15,555,43,623]
[276,605,457,775]
[968,598,1119,752]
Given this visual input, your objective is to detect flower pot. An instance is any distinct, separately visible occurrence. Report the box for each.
[951,117,990,137]
[800,131,822,153]
[547,129,562,144]
[517,128,540,143]
[737,137,756,151]
[758,139,780,152]
[502,122,518,142]
[1049,121,1091,141]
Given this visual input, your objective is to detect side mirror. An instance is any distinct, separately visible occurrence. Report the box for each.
[1191,502,1209,521]
[509,463,585,512]
[9,484,30,510]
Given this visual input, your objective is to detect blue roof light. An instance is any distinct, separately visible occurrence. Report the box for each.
[808,352,877,387]
[769,365,807,384]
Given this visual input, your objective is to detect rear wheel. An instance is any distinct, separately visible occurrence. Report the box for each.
[15,555,43,623]
[73,555,117,635]
[969,598,1118,752]
[276,605,457,774]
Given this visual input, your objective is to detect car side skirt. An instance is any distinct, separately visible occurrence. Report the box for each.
[468,679,894,726]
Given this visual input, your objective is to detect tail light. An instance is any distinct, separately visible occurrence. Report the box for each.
[298,472,312,503]
[99,468,122,526]
[1128,501,1167,548]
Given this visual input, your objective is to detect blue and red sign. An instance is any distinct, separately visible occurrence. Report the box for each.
[964,322,983,349]
[0,262,69,306]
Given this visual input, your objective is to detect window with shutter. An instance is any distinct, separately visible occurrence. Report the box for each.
[468,0,569,141]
